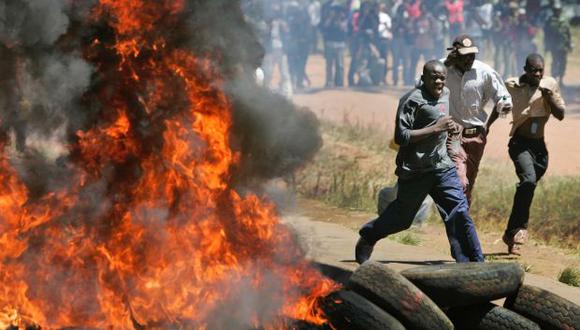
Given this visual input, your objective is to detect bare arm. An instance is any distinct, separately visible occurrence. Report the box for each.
[540,87,565,121]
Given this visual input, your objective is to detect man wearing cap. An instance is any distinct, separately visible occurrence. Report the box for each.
[488,54,565,255]
[442,34,512,205]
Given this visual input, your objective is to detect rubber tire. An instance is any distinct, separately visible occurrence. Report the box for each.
[447,302,540,330]
[320,289,405,330]
[401,262,524,308]
[504,284,580,330]
[348,261,453,330]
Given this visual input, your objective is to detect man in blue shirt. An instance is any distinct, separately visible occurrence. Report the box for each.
[355,60,484,264]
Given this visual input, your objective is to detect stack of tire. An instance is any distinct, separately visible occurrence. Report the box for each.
[319,261,580,330]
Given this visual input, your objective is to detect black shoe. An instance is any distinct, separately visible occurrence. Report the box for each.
[355,237,374,264]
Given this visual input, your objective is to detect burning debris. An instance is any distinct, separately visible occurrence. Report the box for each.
[0,1,333,329]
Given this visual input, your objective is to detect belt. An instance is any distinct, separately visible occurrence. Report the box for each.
[463,126,484,136]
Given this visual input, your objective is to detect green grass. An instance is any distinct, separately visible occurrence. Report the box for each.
[389,231,421,246]
[295,120,396,212]
[471,167,580,250]
[558,267,580,287]
[295,119,580,252]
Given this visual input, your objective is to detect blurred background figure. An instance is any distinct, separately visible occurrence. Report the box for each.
[263,3,293,98]
[287,2,312,91]
[445,0,465,40]
[377,3,392,85]
[391,0,414,86]
[544,3,572,86]
[410,2,437,84]
[320,3,348,87]
[307,0,322,54]
[513,8,537,69]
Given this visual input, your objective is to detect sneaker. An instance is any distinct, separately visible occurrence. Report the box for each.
[509,244,522,256]
[513,229,528,245]
[503,229,527,255]
[355,236,375,264]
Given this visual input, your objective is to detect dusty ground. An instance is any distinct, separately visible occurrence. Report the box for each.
[283,205,580,305]
[295,197,579,282]
[279,54,580,284]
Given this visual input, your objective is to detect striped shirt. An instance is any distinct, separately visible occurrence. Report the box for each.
[444,60,512,128]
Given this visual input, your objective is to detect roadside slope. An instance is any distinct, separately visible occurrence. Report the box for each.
[282,198,580,305]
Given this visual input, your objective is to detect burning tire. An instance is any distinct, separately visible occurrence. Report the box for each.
[504,284,580,330]
[446,302,540,330]
[320,289,405,330]
[348,261,453,330]
[401,262,524,308]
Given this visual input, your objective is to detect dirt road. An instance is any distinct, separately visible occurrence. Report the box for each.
[283,202,580,305]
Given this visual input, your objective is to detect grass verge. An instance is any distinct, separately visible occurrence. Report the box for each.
[558,267,580,287]
[295,119,580,252]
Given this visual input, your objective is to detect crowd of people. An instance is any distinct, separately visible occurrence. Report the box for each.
[242,0,573,98]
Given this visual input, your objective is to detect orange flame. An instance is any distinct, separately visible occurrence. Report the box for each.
[0,1,338,329]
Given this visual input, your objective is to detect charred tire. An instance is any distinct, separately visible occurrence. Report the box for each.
[446,302,540,330]
[401,262,524,308]
[320,289,404,330]
[504,284,580,330]
[348,261,453,330]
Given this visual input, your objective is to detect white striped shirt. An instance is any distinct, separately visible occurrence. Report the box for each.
[443,59,512,128]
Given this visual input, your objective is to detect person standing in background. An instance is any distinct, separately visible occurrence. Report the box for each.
[445,0,464,40]
[464,0,487,60]
[487,54,565,255]
[377,3,392,85]
[320,4,348,87]
[513,8,537,69]
[391,1,413,86]
[307,0,322,54]
[263,4,293,98]
[287,3,312,91]
[409,4,436,83]
[544,3,572,86]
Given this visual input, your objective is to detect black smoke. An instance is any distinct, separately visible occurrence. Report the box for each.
[0,0,321,196]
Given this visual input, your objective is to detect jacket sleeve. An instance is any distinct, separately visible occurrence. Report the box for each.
[394,97,417,147]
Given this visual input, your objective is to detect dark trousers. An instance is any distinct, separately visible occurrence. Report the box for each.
[324,41,346,87]
[377,38,391,84]
[550,48,568,81]
[505,136,548,237]
[359,167,484,262]
[391,37,412,86]
[288,47,310,89]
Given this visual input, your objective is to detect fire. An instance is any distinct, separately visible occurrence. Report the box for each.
[0,1,338,329]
